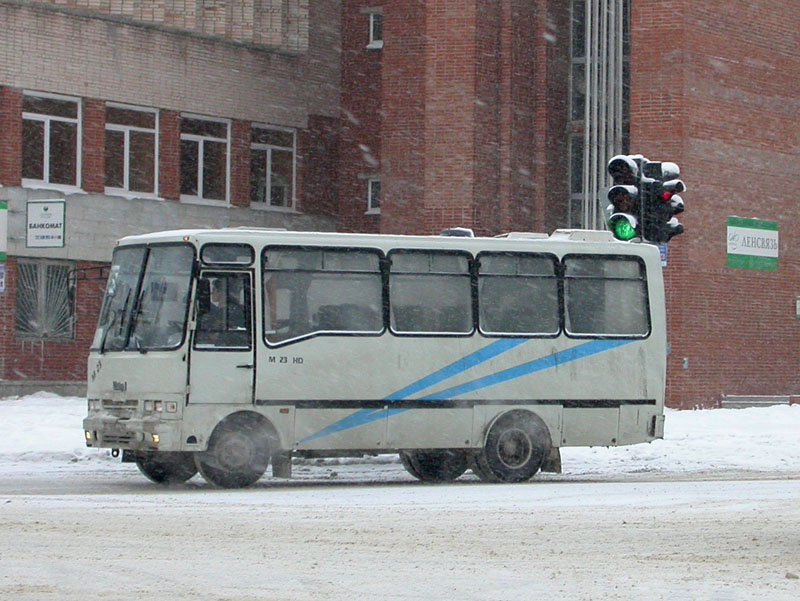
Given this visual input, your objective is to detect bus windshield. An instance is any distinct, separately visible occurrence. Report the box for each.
[92,244,195,352]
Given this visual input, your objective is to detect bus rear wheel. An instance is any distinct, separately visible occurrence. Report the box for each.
[195,415,272,488]
[473,411,551,483]
[400,450,469,482]
[135,451,198,484]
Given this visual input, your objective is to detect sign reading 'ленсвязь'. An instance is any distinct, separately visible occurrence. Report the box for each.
[727,217,778,271]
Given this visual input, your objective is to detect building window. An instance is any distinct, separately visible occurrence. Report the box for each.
[367,11,383,49]
[22,93,81,188]
[250,126,296,210]
[180,115,230,202]
[105,104,158,196]
[15,259,75,340]
[367,178,381,213]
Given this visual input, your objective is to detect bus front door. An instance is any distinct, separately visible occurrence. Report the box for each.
[189,271,255,404]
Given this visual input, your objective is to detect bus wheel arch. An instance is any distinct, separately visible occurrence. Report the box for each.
[473,409,552,483]
[195,411,277,488]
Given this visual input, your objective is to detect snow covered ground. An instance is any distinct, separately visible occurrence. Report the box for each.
[1,394,799,601]
[1,392,799,480]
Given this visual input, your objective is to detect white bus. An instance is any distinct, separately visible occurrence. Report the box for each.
[84,227,666,488]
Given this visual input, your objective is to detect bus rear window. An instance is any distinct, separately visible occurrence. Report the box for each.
[563,255,649,337]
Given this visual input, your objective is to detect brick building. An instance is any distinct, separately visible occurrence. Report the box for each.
[1,0,799,408]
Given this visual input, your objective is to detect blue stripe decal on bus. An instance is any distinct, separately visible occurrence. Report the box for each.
[421,338,635,401]
[299,338,636,443]
[300,339,527,443]
[385,338,529,400]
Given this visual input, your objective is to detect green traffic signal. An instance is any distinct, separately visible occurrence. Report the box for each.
[608,214,637,241]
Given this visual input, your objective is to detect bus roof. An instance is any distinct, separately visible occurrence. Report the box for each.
[114,228,662,259]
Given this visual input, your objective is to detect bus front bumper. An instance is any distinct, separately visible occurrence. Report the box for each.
[83,414,182,452]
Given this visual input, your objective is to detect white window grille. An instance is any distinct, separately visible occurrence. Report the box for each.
[15,260,75,340]
[105,104,158,197]
[250,126,296,210]
[22,92,81,190]
[180,115,230,203]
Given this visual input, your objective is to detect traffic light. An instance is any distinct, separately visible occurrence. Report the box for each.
[606,155,641,241]
[641,161,686,243]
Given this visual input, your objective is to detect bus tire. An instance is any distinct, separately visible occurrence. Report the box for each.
[474,410,551,483]
[195,413,272,488]
[135,451,198,484]
[399,450,469,482]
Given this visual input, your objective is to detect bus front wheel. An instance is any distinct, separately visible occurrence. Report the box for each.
[473,411,551,483]
[195,414,272,488]
[400,450,469,482]
[135,451,198,484]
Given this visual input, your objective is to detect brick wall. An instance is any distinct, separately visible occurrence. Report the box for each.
[345,0,567,237]
[299,115,340,217]
[632,0,800,407]
[0,87,22,185]
[379,0,427,234]
[158,110,181,201]
[81,98,105,193]
[337,0,384,233]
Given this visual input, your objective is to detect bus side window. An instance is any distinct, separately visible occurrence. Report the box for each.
[389,250,472,335]
[263,248,383,344]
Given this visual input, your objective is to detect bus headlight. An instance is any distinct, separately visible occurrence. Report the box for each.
[144,400,154,412]
[88,399,101,412]
[165,401,178,413]
[151,434,160,445]
[153,401,163,412]
[85,431,93,441]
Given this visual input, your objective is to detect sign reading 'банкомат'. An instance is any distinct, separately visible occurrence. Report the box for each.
[727,217,778,271]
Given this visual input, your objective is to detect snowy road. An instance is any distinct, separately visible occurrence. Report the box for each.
[1,464,800,601]
[1,396,800,600]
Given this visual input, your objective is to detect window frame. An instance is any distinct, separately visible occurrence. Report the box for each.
[15,258,76,341]
[21,91,82,192]
[104,102,159,199]
[179,113,231,205]
[250,125,297,212]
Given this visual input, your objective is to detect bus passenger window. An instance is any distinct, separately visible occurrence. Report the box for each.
[263,248,383,344]
[478,253,559,336]
[389,250,472,334]
[563,256,649,337]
